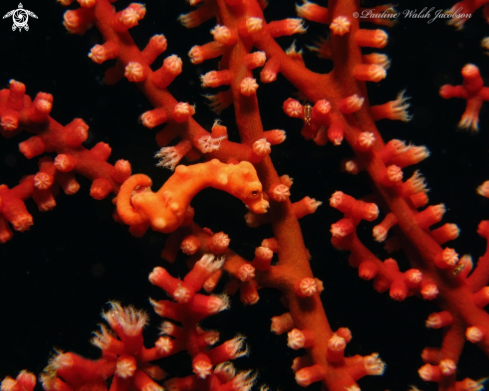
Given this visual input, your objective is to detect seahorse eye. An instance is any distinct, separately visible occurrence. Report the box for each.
[251,190,259,197]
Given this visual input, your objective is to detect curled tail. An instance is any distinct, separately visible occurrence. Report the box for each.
[116,174,152,226]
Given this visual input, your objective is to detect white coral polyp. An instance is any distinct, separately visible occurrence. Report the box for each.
[196,254,224,273]
[211,232,230,249]
[246,17,263,33]
[261,69,277,83]
[164,55,183,74]
[315,99,331,115]
[120,5,145,27]
[372,30,388,47]
[194,360,213,378]
[330,16,351,36]
[173,284,191,302]
[250,51,266,67]
[388,139,409,155]
[201,71,219,87]
[91,324,113,350]
[35,99,52,114]
[373,226,387,242]
[390,90,412,121]
[125,62,145,82]
[252,138,271,157]
[224,336,248,358]
[179,12,199,28]
[344,160,359,173]
[409,145,430,162]
[288,329,306,349]
[329,191,345,208]
[34,172,53,190]
[296,1,316,19]
[366,64,386,82]
[366,53,391,69]
[54,353,73,369]
[151,34,167,51]
[214,362,236,382]
[207,295,230,313]
[330,222,352,238]
[174,102,194,116]
[196,134,227,153]
[345,94,364,111]
[160,321,176,336]
[271,184,290,202]
[406,269,422,284]
[155,336,174,354]
[477,181,489,198]
[240,77,259,96]
[1,378,17,391]
[364,353,385,375]
[425,313,444,328]
[358,132,375,149]
[232,370,257,391]
[440,247,459,267]
[286,100,303,117]
[116,357,136,378]
[460,109,481,131]
[286,18,306,34]
[63,11,84,33]
[299,277,317,296]
[189,46,204,64]
[211,25,234,44]
[439,359,456,376]
[328,334,346,351]
[466,326,484,343]
[89,45,107,64]
[421,283,438,300]
[103,302,148,336]
[386,165,403,182]
[155,147,181,170]
[238,264,255,281]
[406,170,427,194]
